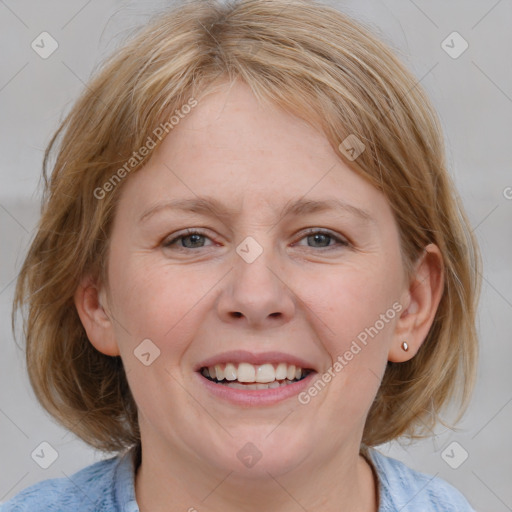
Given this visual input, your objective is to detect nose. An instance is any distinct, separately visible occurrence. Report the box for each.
[216,237,296,329]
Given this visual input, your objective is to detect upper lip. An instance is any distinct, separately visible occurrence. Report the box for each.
[195,350,318,372]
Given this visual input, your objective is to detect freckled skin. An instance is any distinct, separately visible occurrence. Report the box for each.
[77,80,442,512]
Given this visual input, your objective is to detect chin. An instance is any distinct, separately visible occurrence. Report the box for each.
[201,429,311,479]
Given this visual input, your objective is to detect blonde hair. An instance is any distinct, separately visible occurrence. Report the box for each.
[13,0,481,452]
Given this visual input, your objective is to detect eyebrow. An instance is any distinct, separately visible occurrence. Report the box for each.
[138,196,375,225]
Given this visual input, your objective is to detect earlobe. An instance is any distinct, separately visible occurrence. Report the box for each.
[389,244,445,363]
[74,276,120,357]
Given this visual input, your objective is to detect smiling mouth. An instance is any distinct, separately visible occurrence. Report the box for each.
[199,362,314,390]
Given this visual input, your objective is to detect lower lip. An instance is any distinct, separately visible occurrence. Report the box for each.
[195,371,317,406]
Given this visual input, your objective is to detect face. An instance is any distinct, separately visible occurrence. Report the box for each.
[90,80,413,478]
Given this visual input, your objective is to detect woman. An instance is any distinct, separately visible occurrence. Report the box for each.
[5,0,480,510]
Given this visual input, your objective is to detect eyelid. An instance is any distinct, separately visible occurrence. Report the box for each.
[296,227,349,243]
[293,228,350,248]
[162,228,213,247]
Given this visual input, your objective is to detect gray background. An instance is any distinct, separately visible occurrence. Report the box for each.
[1,1,511,510]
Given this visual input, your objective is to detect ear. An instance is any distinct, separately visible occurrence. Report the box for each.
[74,274,120,357]
[388,243,445,363]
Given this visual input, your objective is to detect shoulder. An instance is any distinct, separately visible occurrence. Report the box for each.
[0,455,123,512]
[367,447,476,512]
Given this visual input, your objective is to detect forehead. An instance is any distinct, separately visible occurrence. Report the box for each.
[114,80,391,226]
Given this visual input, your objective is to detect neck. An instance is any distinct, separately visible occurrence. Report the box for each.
[133,435,378,512]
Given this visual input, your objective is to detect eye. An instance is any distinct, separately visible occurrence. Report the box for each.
[294,229,349,250]
[162,229,214,250]
[162,228,349,252]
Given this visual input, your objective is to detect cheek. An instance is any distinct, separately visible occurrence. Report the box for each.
[309,258,401,348]
[107,253,216,351]
[302,266,400,415]
[302,259,402,417]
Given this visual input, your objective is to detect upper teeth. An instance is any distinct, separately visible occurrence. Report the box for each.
[202,362,304,383]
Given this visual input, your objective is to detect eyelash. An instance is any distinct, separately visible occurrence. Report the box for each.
[162,228,349,252]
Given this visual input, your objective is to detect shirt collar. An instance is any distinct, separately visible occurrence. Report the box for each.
[114,447,140,512]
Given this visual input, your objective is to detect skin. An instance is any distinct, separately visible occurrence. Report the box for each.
[75,79,444,512]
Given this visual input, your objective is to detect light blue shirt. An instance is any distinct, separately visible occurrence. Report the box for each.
[0,447,476,511]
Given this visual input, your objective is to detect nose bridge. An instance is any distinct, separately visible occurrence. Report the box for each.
[217,228,295,326]
[233,231,282,300]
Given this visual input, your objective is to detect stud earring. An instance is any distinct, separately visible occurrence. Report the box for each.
[401,341,409,352]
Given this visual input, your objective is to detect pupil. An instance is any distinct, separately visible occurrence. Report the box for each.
[184,234,203,247]
[310,234,330,247]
